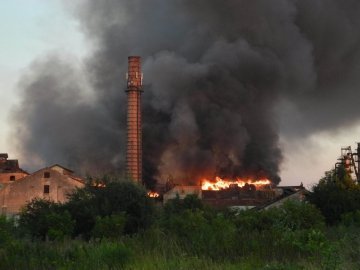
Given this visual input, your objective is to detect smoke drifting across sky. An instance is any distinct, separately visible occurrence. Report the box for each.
[11,0,360,187]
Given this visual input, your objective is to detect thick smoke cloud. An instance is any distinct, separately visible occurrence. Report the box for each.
[11,0,360,187]
[13,56,126,175]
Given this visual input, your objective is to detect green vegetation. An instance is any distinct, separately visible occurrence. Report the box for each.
[0,177,359,269]
[307,167,360,224]
[19,199,74,240]
[65,179,155,238]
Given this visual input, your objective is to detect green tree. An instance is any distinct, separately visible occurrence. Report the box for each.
[19,198,74,240]
[65,179,155,238]
[307,167,360,224]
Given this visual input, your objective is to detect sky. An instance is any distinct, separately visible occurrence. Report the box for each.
[1,1,359,188]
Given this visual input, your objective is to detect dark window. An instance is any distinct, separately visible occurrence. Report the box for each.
[44,172,50,178]
[9,176,15,181]
[44,185,50,194]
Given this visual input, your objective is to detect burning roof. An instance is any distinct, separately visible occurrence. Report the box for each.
[201,176,272,191]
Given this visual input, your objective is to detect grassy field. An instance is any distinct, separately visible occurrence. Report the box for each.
[0,222,359,270]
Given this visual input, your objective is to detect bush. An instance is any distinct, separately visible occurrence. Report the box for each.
[161,204,236,259]
[66,179,155,238]
[96,242,132,269]
[171,210,236,258]
[234,201,324,233]
[229,201,328,260]
[19,198,74,240]
[92,214,126,239]
[63,187,97,238]
[163,194,204,217]
[274,201,325,231]
[233,207,281,232]
[307,169,360,224]
[0,215,16,245]
[341,210,360,227]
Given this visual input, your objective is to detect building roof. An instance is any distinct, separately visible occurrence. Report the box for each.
[256,186,308,210]
[0,159,28,174]
[11,165,85,186]
[68,175,85,184]
[0,154,29,175]
[49,164,74,173]
[0,154,8,159]
[31,164,74,175]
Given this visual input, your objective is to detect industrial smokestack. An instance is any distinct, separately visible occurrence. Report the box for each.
[126,56,143,184]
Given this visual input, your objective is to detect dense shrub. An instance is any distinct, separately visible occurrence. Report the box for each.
[274,200,325,231]
[227,201,330,261]
[234,201,325,233]
[17,179,154,240]
[163,194,204,218]
[19,198,74,240]
[0,215,16,245]
[162,209,236,258]
[62,187,97,238]
[307,168,360,224]
[341,210,360,227]
[161,195,236,258]
[92,214,126,239]
[66,180,155,238]
[162,197,328,260]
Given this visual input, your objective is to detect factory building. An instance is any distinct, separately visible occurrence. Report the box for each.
[162,183,307,209]
[0,159,84,215]
[0,153,29,183]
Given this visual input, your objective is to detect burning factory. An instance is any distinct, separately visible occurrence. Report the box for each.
[5,56,360,214]
[122,56,306,209]
[6,0,360,214]
[0,56,291,215]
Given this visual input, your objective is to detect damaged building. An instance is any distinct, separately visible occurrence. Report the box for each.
[0,154,84,215]
[0,153,29,183]
[161,182,307,210]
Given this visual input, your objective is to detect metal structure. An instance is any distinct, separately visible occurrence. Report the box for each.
[335,143,360,184]
[125,56,143,184]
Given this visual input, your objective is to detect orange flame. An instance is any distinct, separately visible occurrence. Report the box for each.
[201,176,271,190]
[147,191,160,198]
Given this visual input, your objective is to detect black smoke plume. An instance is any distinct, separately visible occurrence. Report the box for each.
[11,0,360,187]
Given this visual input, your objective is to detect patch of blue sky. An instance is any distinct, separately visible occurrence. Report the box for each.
[0,0,87,69]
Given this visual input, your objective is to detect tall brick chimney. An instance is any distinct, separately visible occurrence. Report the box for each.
[126,56,143,184]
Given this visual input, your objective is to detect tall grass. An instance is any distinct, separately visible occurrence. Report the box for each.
[0,225,359,269]
[0,240,131,270]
